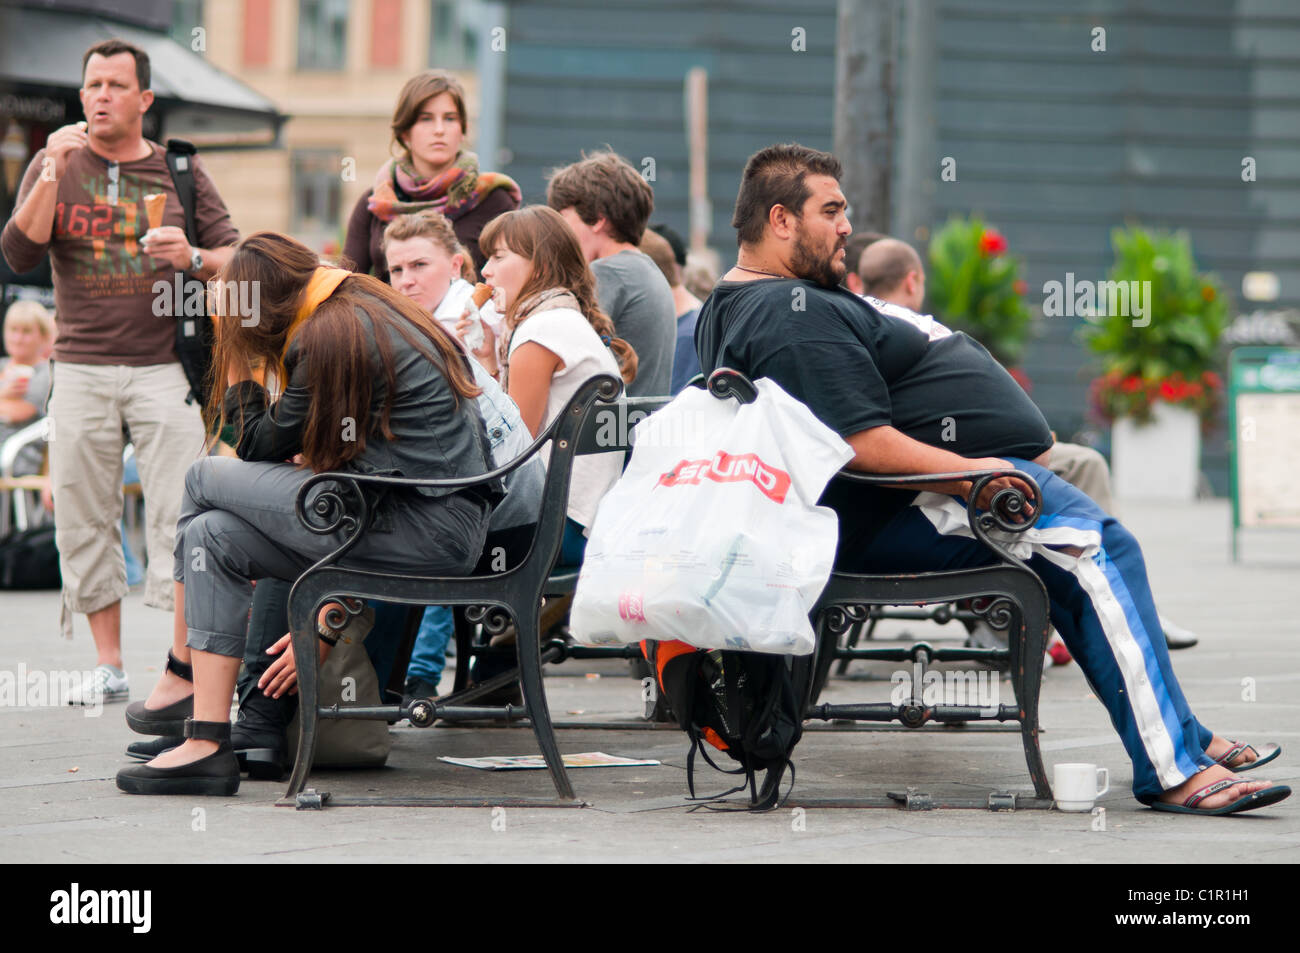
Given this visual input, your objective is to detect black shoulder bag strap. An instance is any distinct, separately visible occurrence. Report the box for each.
[163,138,213,407]
[165,138,199,244]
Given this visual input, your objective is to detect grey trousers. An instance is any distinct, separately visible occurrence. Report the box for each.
[173,456,488,659]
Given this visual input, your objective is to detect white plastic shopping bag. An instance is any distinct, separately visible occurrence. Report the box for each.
[570,377,852,655]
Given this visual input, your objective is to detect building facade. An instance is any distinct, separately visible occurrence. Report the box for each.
[197,0,493,255]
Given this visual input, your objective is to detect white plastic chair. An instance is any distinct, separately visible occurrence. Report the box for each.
[0,419,50,535]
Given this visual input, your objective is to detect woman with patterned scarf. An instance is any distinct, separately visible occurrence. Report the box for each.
[344,70,521,281]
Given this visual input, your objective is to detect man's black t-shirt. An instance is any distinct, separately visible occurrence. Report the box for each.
[694,278,1053,545]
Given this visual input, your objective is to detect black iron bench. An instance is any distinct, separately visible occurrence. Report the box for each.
[281,368,1050,809]
[801,483,1051,809]
[689,371,1051,809]
[282,373,642,807]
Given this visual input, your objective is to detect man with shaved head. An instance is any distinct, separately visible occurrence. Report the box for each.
[859,237,925,310]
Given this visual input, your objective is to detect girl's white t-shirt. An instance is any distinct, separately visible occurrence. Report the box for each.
[508,306,624,531]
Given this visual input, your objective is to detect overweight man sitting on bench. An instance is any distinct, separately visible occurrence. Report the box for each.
[693,142,1286,815]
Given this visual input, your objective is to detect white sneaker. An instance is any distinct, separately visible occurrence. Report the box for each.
[65,664,129,706]
[1159,614,1199,650]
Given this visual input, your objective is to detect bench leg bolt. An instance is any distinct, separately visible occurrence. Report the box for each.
[408,700,435,727]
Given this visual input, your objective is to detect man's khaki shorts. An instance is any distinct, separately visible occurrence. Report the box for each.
[48,361,205,630]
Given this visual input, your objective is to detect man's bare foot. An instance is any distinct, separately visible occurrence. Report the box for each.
[1158,764,1275,810]
[1205,735,1259,769]
[142,667,193,710]
[147,738,218,769]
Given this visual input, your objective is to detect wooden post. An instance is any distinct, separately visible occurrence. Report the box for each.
[833,0,897,236]
[896,0,938,246]
[685,67,711,255]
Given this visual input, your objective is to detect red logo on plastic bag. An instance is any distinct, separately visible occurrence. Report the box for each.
[656,451,792,503]
[618,591,647,623]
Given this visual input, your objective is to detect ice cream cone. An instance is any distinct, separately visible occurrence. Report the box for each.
[144,193,167,231]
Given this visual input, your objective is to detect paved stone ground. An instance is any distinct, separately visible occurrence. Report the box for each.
[1,500,1296,863]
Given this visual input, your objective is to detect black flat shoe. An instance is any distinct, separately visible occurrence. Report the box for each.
[124,651,195,736]
[116,719,239,796]
[125,735,183,761]
[126,733,289,780]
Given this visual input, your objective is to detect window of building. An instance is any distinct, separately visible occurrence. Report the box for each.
[429,0,484,70]
[298,0,349,69]
[243,0,273,68]
[291,150,343,252]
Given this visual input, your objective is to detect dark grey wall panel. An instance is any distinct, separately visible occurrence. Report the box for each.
[925,1,1300,492]
[500,0,837,247]
[500,0,1300,494]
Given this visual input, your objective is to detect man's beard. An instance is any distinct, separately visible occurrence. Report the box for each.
[790,226,846,288]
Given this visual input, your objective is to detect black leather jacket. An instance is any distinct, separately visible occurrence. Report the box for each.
[222,297,502,504]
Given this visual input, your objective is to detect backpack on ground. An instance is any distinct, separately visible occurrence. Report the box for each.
[643,638,803,811]
[0,525,60,589]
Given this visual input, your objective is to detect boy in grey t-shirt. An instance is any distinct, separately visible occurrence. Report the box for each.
[546,151,676,396]
[590,249,675,396]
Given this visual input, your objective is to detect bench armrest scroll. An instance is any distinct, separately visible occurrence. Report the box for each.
[832,467,1043,565]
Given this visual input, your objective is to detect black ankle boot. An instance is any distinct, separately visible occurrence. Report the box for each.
[115,719,239,796]
[231,681,297,780]
[124,651,195,736]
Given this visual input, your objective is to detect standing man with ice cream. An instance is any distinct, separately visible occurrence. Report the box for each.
[0,39,239,705]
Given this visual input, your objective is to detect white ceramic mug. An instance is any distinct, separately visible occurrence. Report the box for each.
[1054,762,1109,812]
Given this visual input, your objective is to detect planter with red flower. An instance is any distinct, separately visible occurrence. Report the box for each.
[1082,227,1228,501]
[927,216,1035,374]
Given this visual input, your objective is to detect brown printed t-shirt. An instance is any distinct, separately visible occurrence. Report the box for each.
[0,141,239,366]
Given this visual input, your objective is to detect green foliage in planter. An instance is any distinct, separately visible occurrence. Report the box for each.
[926,216,1033,365]
[1081,226,1228,382]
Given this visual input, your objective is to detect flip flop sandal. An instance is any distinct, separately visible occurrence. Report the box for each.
[1150,778,1292,816]
[1214,741,1281,773]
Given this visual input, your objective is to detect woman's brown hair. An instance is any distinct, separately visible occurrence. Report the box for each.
[206,231,480,473]
[478,205,637,385]
[390,70,468,166]
[381,209,477,282]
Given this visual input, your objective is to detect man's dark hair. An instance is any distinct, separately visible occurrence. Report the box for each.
[731,143,842,246]
[82,39,151,92]
[649,223,687,267]
[546,150,654,245]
